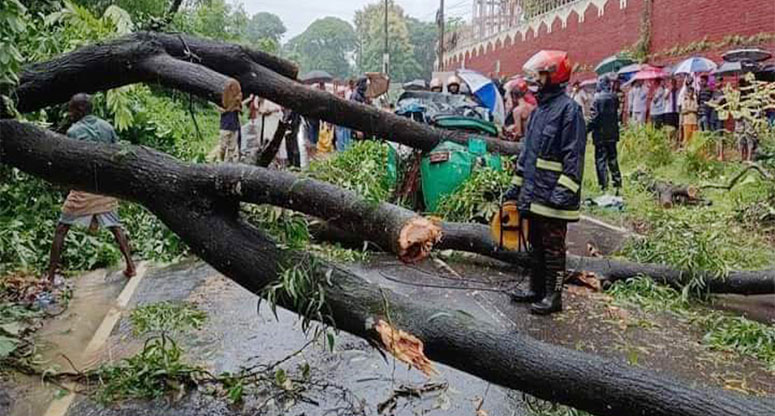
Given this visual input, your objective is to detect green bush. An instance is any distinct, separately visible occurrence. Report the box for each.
[619,124,673,169]
[307,141,395,203]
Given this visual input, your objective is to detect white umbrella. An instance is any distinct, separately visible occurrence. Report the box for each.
[673,57,718,75]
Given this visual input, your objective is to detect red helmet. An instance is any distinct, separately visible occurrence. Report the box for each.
[505,77,529,96]
[523,50,572,86]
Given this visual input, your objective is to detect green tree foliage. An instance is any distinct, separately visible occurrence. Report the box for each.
[66,0,169,21]
[171,0,248,42]
[245,11,286,44]
[285,17,356,79]
[405,17,437,81]
[0,0,28,87]
[354,1,421,83]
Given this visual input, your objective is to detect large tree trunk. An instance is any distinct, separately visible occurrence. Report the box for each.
[1,121,772,416]
[13,32,520,155]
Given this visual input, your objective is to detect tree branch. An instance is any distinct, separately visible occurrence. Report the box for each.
[701,163,775,191]
[13,32,520,155]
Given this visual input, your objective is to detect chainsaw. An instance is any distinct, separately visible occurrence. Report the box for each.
[490,201,529,252]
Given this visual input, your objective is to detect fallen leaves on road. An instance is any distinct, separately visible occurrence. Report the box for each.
[374,319,437,376]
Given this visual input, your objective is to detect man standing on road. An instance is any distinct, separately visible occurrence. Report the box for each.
[47,93,136,283]
[587,77,622,193]
[504,50,586,316]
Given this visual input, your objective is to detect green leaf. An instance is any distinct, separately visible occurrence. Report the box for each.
[0,322,23,336]
[326,331,336,352]
[0,335,19,359]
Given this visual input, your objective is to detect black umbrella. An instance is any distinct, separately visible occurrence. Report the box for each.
[714,61,760,76]
[300,70,334,84]
[722,48,773,63]
[713,61,743,76]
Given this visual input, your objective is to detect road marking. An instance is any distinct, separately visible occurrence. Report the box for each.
[43,262,148,416]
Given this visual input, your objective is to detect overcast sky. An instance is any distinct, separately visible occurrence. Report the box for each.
[239,0,473,41]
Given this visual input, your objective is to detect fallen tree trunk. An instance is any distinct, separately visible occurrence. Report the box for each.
[2,120,772,416]
[13,32,520,155]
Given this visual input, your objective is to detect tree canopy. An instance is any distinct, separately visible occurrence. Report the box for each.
[352,1,439,82]
[284,17,357,79]
[245,12,286,45]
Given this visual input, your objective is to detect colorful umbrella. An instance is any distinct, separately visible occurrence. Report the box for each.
[456,69,506,125]
[624,66,668,86]
[595,55,635,76]
[616,63,644,82]
[673,57,717,75]
[722,48,773,63]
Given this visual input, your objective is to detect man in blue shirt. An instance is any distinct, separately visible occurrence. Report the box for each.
[47,94,136,282]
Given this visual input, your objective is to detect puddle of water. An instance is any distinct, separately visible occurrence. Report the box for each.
[9,268,127,416]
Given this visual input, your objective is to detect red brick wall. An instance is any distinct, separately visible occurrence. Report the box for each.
[448,0,775,80]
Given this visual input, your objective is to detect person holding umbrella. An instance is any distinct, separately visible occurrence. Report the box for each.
[503,50,586,316]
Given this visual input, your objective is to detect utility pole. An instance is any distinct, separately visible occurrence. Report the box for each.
[383,0,389,75]
[438,0,445,71]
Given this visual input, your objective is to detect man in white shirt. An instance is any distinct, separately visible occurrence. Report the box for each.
[629,81,648,125]
[242,97,284,165]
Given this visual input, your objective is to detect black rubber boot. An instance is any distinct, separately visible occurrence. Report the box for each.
[510,271,544,303]
[530,271,563,315]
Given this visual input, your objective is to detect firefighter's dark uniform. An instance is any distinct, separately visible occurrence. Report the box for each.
[587,79,622,191]
[505,86,586,315]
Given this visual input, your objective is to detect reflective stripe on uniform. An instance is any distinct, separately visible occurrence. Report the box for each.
[536,158,563,172]
[511,175,523,186]
[529,202,580,221]
[557,174,580,193]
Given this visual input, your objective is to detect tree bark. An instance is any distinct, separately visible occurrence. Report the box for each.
[13,32,521,155]
[652,181,701,208]
[2,120,772,416]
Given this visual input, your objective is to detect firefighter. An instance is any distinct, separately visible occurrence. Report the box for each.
[503,50,586,315]
[429,77,443,93]
[587,76,622,193]
[447,75,462,94]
